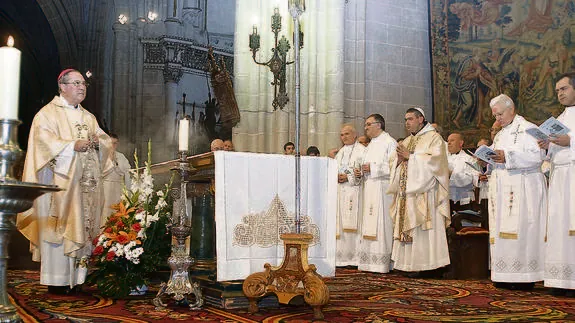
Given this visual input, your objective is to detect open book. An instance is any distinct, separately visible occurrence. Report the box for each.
[470,145,496,165]
[526,116,570,141]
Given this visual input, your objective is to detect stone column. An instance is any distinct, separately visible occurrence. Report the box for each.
[166,0,182,35]
[111,22,130,144]
[163,63,183,158]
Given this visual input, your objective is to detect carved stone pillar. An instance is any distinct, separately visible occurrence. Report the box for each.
[111,22,130,141]
[164,64,183,157]
[166,0,182,35]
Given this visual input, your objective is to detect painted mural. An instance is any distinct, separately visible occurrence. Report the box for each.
[430,0,575,145]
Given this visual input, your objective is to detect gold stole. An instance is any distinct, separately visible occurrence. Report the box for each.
[397,136,421,243]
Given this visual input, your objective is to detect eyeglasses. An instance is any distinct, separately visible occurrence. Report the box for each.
[61,80,89,87]
[365,122,380,127]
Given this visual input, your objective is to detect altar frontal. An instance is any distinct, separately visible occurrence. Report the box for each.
[214,151,337,281]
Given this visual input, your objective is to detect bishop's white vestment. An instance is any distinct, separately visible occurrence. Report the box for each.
[489,114,547,283]
[358,132,397,273]
[388,123,451,272]
[545,106,575,289]
[448,151,478,205]
[335,142,366,266]
[17,96,112,287]
[101,151,131,224]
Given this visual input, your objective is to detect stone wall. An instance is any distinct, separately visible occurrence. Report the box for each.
[343,0,432,139]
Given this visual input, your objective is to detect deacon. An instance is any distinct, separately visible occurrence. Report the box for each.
[100,133,131,224]
[358,114,397,273]
[17,69,113,294]
[387,107,450,274]
[543,72,575,295]
[334,124,366,267]
[488,94,547,290]
[447,132,479,210]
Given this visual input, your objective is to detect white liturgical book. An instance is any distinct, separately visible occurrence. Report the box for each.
[526,116,570,141]
[471,145,497,165]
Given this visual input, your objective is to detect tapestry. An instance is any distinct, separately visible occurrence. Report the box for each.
[214,151,337,281]
[430,0,575,145]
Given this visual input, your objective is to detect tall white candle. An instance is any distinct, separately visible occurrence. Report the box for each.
[178,118,190,151]
[0,36,21,120]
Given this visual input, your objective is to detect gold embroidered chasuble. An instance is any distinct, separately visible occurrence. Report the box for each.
[387,123,450,242]
[17,96,113,261]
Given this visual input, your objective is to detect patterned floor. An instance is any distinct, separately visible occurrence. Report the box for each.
[7,269,575,322]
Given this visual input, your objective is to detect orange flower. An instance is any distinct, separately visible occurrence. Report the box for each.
[110,202,136,219]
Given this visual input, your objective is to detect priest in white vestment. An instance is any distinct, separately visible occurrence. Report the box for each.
[17,69,113,293]
[358,114,397,273]
[543,73,575,294]
[388,108,451,272]
[335,124,366,266]
[100,133,131,224]
[447,133,479,209]
[488,94,547,290]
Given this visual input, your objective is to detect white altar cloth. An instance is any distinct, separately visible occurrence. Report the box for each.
[214,151,337,281]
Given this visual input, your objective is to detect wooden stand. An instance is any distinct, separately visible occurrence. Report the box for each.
[242,233,329,320]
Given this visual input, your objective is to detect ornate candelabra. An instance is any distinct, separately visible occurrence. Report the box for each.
[249,7,303,110]
[243,1,330,320]
[0,119,61,322]
[153,151,203,310]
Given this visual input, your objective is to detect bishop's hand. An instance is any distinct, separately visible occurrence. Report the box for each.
[74,139,91,152]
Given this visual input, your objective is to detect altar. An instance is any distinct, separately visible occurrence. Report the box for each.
[151,151,337,307]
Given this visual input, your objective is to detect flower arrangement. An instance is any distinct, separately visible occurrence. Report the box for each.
[88,141,173,298]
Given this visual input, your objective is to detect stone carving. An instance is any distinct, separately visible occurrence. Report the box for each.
[142,35,234,77]
[163,64,184,83]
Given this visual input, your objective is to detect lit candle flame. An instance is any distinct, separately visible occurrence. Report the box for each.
[7,36,14,47]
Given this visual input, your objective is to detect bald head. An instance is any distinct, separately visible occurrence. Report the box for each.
[211,139,224,151]
[340,124,357,146]
[447,132,464,154]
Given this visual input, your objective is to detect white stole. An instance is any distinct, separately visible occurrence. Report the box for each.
[335,143,364,236]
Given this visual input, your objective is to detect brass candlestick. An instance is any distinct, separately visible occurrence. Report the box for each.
[0,119,61,322]
[153,151,203,310]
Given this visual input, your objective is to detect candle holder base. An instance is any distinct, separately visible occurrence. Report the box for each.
[0,181,61,323]
[152,151,203,310]
[242,233,329,320]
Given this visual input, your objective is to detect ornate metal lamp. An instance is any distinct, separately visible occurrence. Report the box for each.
[0,120,61,322]
[153,132,204,310]
[243,1,330,320]
[249,7,303,110]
